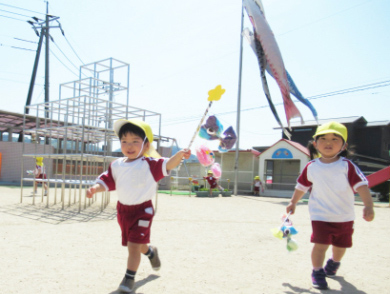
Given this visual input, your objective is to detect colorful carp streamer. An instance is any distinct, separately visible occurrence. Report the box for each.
[196,145,215,167]
[198,115,237,152]
[270,212,299,252]
[243,0,318,138]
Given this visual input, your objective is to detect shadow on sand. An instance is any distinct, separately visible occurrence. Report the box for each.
[108,274,160,294]
[0,201,117,225]
[282,276,367,294]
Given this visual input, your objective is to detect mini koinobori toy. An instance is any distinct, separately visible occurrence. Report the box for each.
[195,145,222,178]
[198,115,237,152]
[271,212,298,252]
[196,145,215,167]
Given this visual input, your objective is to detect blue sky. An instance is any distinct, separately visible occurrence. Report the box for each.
[1,0,389,151]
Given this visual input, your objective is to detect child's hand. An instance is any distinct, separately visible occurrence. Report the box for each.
[181,148,191,159]
[363,206,375,222]
[286,202,296,214]
[86,187,96,198]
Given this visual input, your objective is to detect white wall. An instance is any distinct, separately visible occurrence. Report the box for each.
[0,141,55,184]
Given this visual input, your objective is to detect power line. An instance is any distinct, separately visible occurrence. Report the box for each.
[308,80,390,100]
[1,3,86,78]
[63,35,85,65]
[0,2,45,16]
[14,37,37,44]
[10,45,35,51]
[0,8,32,18]
[51,39,80,72]
[49,47,79,77]
[162,80,390,126]
[0,14,26,22]
[0,77,43,85]
[0,42,35,51]
[50,37,89,78]
[45,1,85,65]
[277,0,373,37]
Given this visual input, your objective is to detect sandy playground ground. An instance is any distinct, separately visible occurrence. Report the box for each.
[0,185,389,294]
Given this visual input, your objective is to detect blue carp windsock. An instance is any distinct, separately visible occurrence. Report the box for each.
[243,0,312,136]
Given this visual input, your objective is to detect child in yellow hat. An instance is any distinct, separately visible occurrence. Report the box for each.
[253,176,264,196]
[87,118,191,293]
[203,170,224,197]
[33,157,48,196]
[286,121,374,289]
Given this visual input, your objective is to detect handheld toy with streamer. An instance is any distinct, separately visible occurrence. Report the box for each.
[178,85,225,170]
[271,212,298,252]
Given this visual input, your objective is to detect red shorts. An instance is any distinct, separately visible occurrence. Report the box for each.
[254,187,260,192]
[311,221,354,248]
[117,200,154,246]
[35,174,47,185]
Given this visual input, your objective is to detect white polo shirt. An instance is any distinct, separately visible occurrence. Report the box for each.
[295,157,368,222]
[96,156,169,205]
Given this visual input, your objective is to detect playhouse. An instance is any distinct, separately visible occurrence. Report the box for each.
[258,139,310,198]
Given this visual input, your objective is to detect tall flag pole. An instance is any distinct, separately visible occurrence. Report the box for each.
[234,2,245,196]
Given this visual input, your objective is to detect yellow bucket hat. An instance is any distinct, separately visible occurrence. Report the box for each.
[254,176,260,180]
[313,121,347,142]
[113,118,160,158]
[35,157,44,166]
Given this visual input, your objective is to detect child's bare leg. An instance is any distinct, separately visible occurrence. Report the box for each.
[127,242,149,271]
[311,243,329,269]
[331,245,346,262]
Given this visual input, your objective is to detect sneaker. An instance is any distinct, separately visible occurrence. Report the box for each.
[118,277,134,293]
[311,269,328,289]
[31,191,38,195]
[324,258,341,276]
[149,246,161,271]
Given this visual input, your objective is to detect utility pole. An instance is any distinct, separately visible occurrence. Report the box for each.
[44,1,50,116]
[25,1,64,116]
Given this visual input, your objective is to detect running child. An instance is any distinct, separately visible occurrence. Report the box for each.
[203,170,224,196]
[87,119,191,293]
[286,121,374,289]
